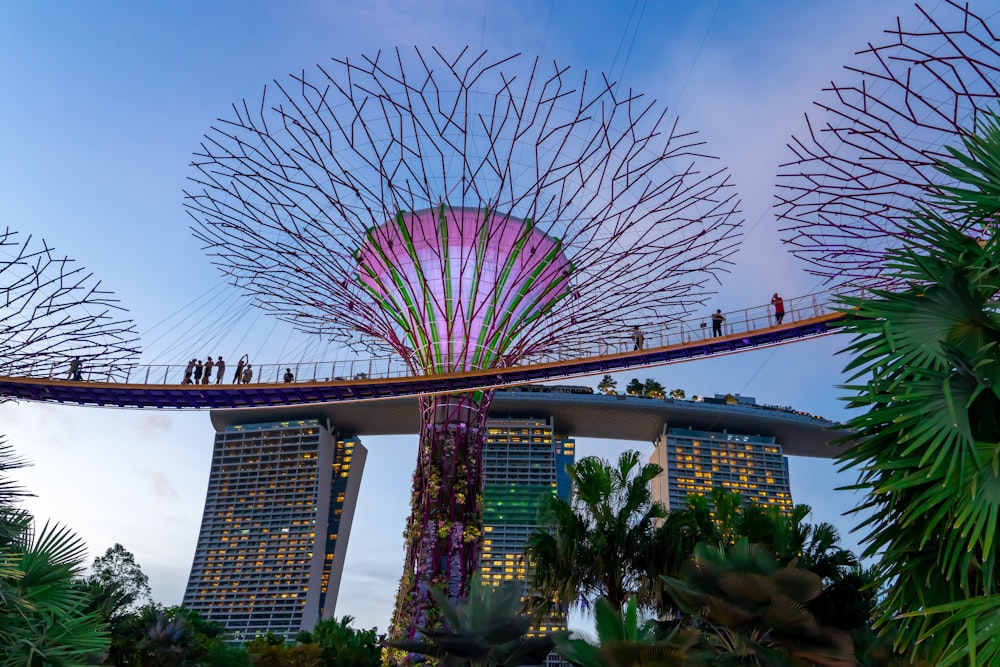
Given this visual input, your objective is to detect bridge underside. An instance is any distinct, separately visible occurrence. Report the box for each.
[0,314,842,410]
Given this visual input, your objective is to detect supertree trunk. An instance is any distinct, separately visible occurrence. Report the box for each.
[391,390,495,639]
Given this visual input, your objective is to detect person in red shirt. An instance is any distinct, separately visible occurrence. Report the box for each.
[771,293,785,325]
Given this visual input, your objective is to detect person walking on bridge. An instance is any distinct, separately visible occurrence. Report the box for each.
[771,293,785,325]
[215,356,225,384]
[630,325,644,351]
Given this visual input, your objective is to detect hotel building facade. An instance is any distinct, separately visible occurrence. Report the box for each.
[182,419,366,639]
[649,395,793,512]
[480,416,574,640]
[187,388,835,639]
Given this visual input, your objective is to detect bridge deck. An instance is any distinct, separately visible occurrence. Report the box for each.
[0,311,845,409]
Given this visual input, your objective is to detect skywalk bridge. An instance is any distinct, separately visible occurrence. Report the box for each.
[0,290,851,410]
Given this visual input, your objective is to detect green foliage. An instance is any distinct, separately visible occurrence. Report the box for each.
[389,574,555,666]
[310,615,381,667]
[598,374,618,395]
[625,378,645,396]
[934,109,1000,222]
[553,597,707,667]
[669,388,686,400]
[247,639,324,667]
[527,451,668,613]
[0,441,109,666]
[836,114,1000,665]
[643,378,666,399]
[661,539,854,667]
[89,542,152,611]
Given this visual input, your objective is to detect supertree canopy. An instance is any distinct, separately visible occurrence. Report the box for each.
[185,47,742,639]
[775,0,1000,287]
[0,228,139,379]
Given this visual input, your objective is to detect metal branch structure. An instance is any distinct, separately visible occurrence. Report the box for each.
[0,228,140,380]
[185,47,742,640]
[776,0,1000,287]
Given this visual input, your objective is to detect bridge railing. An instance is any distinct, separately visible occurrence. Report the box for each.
[6,288,853,386]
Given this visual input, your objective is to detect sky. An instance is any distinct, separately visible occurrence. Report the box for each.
[0,0,964,634]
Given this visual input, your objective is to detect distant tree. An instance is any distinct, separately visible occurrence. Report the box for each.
[625,378,644,396]
[89,542,152,611]
[310,615,381,667]
[669,388,686,400]
[643,378,665,398]
[597,374,618,395]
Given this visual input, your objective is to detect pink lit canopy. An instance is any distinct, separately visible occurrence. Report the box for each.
[356,207,572,373]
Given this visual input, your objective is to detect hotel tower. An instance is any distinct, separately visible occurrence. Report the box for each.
[182,418,366,639]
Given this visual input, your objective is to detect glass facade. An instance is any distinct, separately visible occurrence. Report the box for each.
[480,417,574,656]
[182,419,366,640]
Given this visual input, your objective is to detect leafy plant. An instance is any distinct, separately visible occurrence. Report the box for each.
[389,574,555,666]
[0,442,109,666]
[553,597,706,667]
[836,110,1000,666]
[661,539,854,667]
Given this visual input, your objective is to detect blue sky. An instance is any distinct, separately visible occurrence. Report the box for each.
[0,0,947,632]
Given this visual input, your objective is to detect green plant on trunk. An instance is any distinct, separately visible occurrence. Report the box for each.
[626,378,645,396]
[388,573,556,666]
[836,109,1000,666]
[553,597,707,667]
[661,539,854,667]
[598,375,618,395]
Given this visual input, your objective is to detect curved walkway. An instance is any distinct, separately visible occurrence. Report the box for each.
[0,296,846,409]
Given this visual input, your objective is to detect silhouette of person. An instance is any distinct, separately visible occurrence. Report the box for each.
[771,293,785,325]
[630,326,644,350]
[242,364,253,384]
[183,358,195,384]
[202,356,214,384]
[68,358,83,381]
[215,356,225,384]
[193,359,203,384]
[283,368,294,383]
[711,309,725,337]
[233,355,247,384]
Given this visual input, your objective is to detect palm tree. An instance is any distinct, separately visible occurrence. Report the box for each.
[526,451,667,613]
[0,441,109,666]
[836,109,1000,666]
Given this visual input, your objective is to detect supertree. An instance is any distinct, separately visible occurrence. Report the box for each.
[184,47,742,638]
[775,0,1000,287]
[0,228,139,380]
